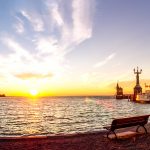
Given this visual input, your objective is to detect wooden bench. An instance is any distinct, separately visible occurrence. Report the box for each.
[104,115,149,139]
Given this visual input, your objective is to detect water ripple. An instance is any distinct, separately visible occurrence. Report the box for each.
[0,97,150,136]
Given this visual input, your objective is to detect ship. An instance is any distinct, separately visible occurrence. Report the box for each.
[0,94,6,97]
[136,84,150,103]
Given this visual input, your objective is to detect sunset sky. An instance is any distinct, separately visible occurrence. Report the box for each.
[0,0,150,96]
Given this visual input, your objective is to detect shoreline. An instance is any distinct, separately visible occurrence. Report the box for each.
[0,130,106,140]
[1,127,150,150]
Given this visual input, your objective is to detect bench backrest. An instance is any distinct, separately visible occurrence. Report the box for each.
[111,115,149,131]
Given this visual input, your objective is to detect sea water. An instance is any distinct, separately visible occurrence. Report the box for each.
[0,96,150,136]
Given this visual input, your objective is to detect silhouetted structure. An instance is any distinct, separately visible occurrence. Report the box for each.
[0,94,5,97]
[133,67,142,97]
[115,66,144,101]
[116,83,123,99]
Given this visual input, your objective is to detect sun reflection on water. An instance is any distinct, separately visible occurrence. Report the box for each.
[1,97,150,136]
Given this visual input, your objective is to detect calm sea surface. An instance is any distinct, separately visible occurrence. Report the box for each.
[0,96,150,136]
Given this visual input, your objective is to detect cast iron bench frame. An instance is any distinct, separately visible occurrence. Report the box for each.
[104,115,149,139]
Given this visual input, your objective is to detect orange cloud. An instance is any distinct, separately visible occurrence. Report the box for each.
[15,72,53,79]
[107,79,150,94]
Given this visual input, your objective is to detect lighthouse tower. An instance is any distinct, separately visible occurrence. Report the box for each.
[133,67,142,96]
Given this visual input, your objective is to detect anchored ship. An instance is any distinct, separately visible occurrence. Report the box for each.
[136,84,150,103]
[0,94,5,97]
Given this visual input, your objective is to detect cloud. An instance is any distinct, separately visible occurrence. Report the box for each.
[13,17,24,34]
[0,35,37,78]
[34,36,58,55]
[0,0,95,83]
[21,10,44,32]
[15,0,95,57]
[72,0,94,44]
[51,3,64,26]
[15,72,53,80]
[0,36,31,60]
[94,53,116,68]
[38,0,95,56]
[80,71,108,87]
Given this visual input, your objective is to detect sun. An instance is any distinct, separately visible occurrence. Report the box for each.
[29,89,38,96]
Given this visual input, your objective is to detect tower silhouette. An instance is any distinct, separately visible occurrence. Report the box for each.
[116,82,123,99]
[133,67,142,96]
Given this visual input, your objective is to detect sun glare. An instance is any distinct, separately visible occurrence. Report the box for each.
[30,89,38,96]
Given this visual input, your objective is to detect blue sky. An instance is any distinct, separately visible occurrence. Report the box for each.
[0,0,150,96]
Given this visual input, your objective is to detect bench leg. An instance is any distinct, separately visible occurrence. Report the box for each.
[136,125,147,134]
[107,130,117,139]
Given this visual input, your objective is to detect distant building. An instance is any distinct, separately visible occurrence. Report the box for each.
[116,83,123,99]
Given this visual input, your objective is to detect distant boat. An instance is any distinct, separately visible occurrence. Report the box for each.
[0,94,6,97]
[136,90,150,103]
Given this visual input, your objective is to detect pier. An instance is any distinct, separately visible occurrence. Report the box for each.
[116,67,143,101]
